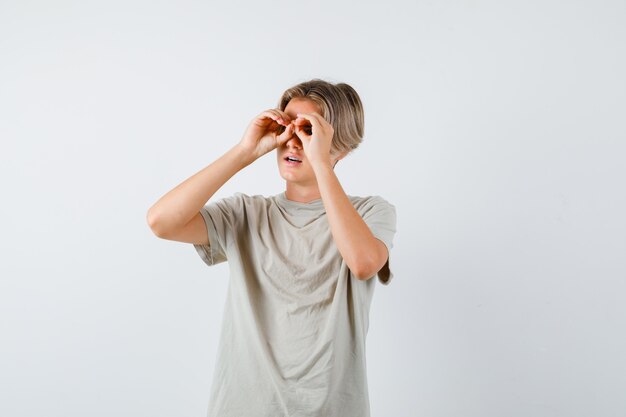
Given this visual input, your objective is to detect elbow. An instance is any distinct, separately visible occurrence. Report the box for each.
[146,208,156,229]
[146,208,167,238]
[352,262,376,281]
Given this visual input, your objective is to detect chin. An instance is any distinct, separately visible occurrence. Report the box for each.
[278,168,311,184]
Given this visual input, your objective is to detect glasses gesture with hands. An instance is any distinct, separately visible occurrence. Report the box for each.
[238,109,338,169]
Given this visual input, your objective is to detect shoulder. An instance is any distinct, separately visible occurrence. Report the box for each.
[348,194,396,213]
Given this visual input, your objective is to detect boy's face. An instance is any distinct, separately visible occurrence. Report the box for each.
[276,98,328,186]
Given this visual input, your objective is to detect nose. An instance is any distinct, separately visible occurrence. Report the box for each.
[285,133,302,149]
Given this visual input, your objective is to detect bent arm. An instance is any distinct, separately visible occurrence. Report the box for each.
[313,163,389,281]
[146,144,253,238]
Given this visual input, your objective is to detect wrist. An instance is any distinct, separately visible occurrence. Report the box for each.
[231,144,257,167]
[311,160,333,173]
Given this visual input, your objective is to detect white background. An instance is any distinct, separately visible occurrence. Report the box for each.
[1,1,625,416]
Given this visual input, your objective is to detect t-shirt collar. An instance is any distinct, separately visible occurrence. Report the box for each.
[275,191,325,213]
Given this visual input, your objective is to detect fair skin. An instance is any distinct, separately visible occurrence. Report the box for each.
[276,98,334,203]
[146,98,388,281]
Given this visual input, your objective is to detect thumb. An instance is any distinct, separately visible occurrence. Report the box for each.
[277,123,294,145]
[294,122,310,139]
[292,122,301,137]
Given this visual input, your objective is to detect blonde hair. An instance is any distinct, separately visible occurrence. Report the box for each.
[277,78,365,161]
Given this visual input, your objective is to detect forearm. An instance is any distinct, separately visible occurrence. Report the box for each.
[313,163,378,278]
[147,144,253,235]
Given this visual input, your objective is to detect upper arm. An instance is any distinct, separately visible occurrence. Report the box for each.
[155,211,210,246]
[150,193,245,269]
[358,196,397,284]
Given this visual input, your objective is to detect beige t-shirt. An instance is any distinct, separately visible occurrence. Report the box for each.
[193,191,397,417]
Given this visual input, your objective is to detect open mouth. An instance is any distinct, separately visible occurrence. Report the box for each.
[284,156,302,164]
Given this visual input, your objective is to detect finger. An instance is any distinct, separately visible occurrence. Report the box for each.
[292,119,308,131]
[295,120,313,136]
[277,110,293,125]
[262,110,280,119]
[269,109,291,126]
[263,110,286,126]
[296,113,318,131]
[293,124,309,140]
[277,124,294,144]
[293,114,311,127]
[284,123,294,136]
[259,112,281,128]
[296,112,322,123]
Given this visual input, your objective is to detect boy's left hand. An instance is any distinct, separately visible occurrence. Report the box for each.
[292,112,336,169]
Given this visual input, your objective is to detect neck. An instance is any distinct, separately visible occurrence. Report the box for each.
[284,184,322,203]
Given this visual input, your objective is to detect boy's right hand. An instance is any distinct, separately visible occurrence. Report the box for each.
[238,109,295,162]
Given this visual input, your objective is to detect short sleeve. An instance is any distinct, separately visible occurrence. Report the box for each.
[361,196,397,285]
[193,192,245,267]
